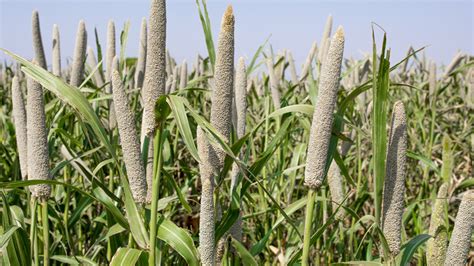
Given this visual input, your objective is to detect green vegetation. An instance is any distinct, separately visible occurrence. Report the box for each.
[0,1,473,265]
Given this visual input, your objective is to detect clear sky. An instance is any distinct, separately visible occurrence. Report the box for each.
[0,0,472,71]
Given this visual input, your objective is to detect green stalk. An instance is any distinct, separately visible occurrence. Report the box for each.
[30,199,39,266]
[149,129,164,265]
[302,188,316,266]
[63,167,72,253]
[41,200,49,266]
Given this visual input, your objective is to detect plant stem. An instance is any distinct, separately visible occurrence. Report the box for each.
[302,188,316,266]
[41,199,49,266]
[30,199,39,266]
[149,129,164,266]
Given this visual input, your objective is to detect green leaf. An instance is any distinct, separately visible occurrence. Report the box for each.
[162,170,192,213]
[399,234,431,266]
[0,226,20,249]
[51,255,98,265]
[120,175,149,248]
[406,151,441,175]
[250,198,307,255]
[371,30,390,226]
[155,217,199,266]
[1,193,31,266]
[455,178,474,191]
[167,95,199,162]
[232,238,258,266]
[195,0,215,69]
[105,224,127,239]
[110,248,148,266]
[332,261,382,266]
[247,36,269,75]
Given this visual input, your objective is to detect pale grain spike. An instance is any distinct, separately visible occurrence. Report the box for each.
[221,5,234,33]
[26,74,51,199]
[32,10,47,69]
[301,41,318,79]
[304,26,345,189]
[141,0,167,138]
[106,20,116,84]
[52,24,61,76]
[382,100,407,256]
[444,191,474,266]
[12,76,28,180]
[287,51,299,84]
[109,56,119,130]
[266,58,281,109]
[87,46,104,87]
[327,162,345,220]
[229,57,247,241]
[70,20,87,87]
[317,14,333,65]
[135,17,147,90]
[209,5,235,168]
[197,127,216,266]
[111,70,147,203]
[179,60,188,89]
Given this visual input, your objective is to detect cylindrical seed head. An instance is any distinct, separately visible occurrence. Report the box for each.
[317,15,333,65]
[427,183,449,266]
[170,65,179,93]
[111,70,147,203]
[52,24,61,76]
[320,38,332,66]
[106,20,116,84]
[235,57,247,140]
[300,41,318,81]
[443,51,465,78]
[109,56,119,130]
[229,58,247,242]
[327,162,345,220]
[166,49,172,77]
[304,26,345,189]
[87,46,104,87]
[70,20,87,87]
[197,127,216,265]
[429,62,437,97]
[287,51,299,84]
[145,143,154,203]
[135,17,147,90]
[209,5,235,168]
[444,191,474,266]
[12,76,28,180]
[179,60,188,89]
[26,75,51,199]
[382,101,408,256]
[32,11,47,69]
[141,0,167,137]
[266,58,281,109]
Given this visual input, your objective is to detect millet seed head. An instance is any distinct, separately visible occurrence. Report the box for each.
[304,26,345,189]
[444,190,474,266]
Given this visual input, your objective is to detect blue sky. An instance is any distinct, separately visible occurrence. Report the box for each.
[0,0,472,70]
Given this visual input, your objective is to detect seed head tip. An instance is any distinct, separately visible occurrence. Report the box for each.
[221,5,234,32]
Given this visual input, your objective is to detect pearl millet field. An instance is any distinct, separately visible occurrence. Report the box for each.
[0,0,473,265]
